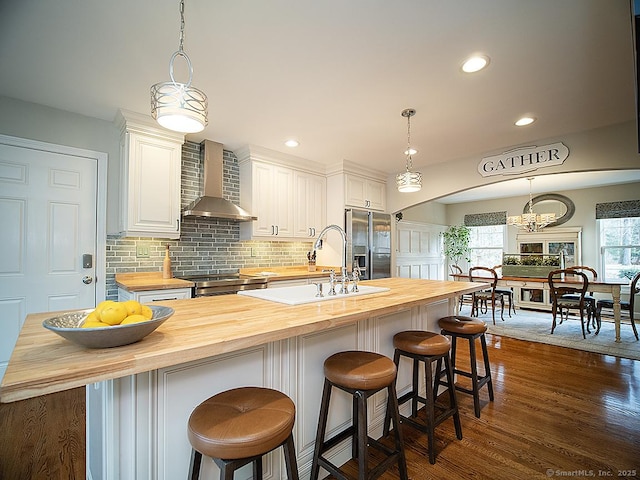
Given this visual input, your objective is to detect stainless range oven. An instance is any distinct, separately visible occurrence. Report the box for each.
[178,274,268,297]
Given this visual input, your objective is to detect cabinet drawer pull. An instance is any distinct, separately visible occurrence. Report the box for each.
[152,297,177,301]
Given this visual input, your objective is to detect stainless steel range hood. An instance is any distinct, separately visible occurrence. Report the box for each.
[182,140,257,221]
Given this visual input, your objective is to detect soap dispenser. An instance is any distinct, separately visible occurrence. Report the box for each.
[163,244,173,279]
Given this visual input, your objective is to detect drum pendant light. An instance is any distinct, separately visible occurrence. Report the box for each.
[151,0,208,133]
[396,108,422,193]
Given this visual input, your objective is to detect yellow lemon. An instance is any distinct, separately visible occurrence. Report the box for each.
[140,305,153,320]
[94,300,115,319]
[121,314,148,325]
[82,320,110,328]
[84,311,100,323]
[100,302,128,325]
[122,300,142,316]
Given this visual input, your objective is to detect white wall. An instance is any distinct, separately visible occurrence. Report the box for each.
[387,120,640,214]
[0,95,121,232]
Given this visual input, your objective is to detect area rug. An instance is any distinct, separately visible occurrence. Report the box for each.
[464,307,640,361]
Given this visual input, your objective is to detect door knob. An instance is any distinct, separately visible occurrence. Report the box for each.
[82,275,93,285]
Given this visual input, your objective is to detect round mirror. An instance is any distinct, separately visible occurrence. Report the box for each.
[523,193,575,226]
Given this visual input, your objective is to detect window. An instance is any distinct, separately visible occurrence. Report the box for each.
[469,225,505,268]
[599,217,640,283]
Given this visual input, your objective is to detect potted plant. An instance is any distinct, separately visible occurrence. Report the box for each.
[442,225,471,275]
[502,253,561,278]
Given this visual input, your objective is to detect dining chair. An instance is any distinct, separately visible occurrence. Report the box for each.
[594,271,639,340]
[451,265,470,311]
[548,269,590,339]
[469,266,504,325]
[492,265,515,316]
[559,266,598,327]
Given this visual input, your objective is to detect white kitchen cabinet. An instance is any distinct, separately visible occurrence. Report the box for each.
[238,146,326,241]
[345,173,386,211]
[118,287,192,303]
[115,110,184,239]
[294,170,326,239]
[241,160,294,238]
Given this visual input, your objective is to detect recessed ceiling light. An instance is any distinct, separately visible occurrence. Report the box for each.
[515,116,536,127]
[404,148,418,155]
[461,55,490,73]
[284,139,299,147]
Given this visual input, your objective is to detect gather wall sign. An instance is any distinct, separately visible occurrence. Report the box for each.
[478,142,569,177]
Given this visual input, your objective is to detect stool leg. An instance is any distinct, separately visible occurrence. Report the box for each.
[383,349,402,436]
[220,463,234,480]
[188,449,202,480]
[283,434,300,480]
[434,357,443,404]
[423,356,436,465]
[253,457,263,480]
[450,335,458,373]
[480,334,494,402]
[355,390,368,480]
[387,382,409,480]
[411,357,419,417]
[444,354,463,440]
[468,336,481,418]
[310,379,332,480]
[352,394,359,460]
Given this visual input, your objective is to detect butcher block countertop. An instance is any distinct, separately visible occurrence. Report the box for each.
[115,272,194,291]
[0,278,485,403]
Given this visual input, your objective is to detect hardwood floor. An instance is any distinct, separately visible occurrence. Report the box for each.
[332,333,640,479]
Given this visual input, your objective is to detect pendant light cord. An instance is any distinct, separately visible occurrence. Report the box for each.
[406,112,413,172]
[178,0,185,53]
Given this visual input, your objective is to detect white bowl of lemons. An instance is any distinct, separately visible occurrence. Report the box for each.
[42,300,174,348]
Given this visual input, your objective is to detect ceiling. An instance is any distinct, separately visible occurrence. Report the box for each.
[0,1,638,201]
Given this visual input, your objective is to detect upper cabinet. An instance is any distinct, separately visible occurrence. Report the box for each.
[244,160,295,238]
[237,146,326,241]
[115,110,184,239]
[345,173,386,211]
[294,170,326,238]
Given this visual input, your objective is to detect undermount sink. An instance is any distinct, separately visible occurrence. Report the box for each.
[237,283,390,305]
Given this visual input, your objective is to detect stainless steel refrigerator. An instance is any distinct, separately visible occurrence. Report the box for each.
[345,208,392,279]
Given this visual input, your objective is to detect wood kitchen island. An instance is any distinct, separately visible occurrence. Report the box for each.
[0,278,484,479]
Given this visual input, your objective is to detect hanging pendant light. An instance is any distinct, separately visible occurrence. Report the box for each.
[507,177,556,232]
[151,0,208,133]
[396,108,422,193]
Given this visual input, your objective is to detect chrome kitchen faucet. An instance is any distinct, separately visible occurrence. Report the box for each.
[314,225,349,294]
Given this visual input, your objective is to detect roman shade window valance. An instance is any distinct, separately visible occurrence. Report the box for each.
[464,211,507,227]
[595,200,640,219]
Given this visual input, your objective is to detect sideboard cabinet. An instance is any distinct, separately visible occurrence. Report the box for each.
[514,227,582,310]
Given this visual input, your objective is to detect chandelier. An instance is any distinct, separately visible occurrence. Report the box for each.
[396,108,422,193]
[151,0,208,133]
[507,177,556,232]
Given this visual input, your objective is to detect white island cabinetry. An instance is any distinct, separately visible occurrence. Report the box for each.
[108,299,449,479]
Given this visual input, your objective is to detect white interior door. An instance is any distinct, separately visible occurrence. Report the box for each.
[0,140,99,381]
[395,221,446,279]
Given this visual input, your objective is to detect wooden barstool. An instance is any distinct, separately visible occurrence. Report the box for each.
[187,386,299,480]
[310,351,408,480]
[436,315,494,418]
[383,330,462,464]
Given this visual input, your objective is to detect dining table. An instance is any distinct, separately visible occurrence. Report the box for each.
[452,273,627,342]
